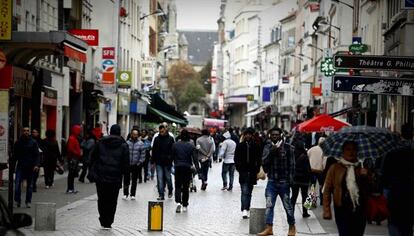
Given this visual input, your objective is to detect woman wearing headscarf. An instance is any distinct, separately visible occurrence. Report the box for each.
[323,141,372,236]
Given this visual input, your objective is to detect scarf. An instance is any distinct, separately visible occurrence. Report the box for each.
[338,158,360,210]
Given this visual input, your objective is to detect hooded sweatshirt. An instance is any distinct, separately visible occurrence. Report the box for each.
[218,132,236,164]
[67,125,82,161]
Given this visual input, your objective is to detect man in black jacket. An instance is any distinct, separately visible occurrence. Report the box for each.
[13,127,40,208]
[152,125,175,200]
[88,124,129,230]
[171,129,199,213]
[234,127,261,219]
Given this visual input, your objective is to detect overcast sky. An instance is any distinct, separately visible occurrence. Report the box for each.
[175,0,221,30]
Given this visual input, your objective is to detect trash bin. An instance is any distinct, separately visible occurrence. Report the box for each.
[148,201,163,231]
[249,208,266,234]
[34,202,56,231]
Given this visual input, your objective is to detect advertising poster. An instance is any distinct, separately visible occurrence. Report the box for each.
[0,90,9,163]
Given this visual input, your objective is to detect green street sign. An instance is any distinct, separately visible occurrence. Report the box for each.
[321,57,336,76]
[349,44,368,53]
[118,71,132,88]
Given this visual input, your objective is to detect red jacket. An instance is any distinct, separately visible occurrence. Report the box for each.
[67,125,82,161]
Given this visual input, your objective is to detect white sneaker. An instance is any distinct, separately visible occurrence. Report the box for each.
[182,206,187,212]
[130,196,136,200]
[122,195,128,200]
[242,210,248,219]
[176,203,182,213]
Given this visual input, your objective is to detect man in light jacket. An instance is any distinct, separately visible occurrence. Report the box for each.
[123,129,146,200]
[307,137,326,205]
[219,131,236,191]
[196,129,215,191]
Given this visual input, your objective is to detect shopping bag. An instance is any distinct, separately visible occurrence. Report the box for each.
[304,185,318,210]
[366,194,389,223]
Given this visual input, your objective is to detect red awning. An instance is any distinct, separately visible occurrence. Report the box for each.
[64,42,87,63]
[296,114,350,132]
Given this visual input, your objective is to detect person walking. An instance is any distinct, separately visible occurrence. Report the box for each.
[171,129,199,213]
[13,127,40,208]
[218,131,236,191]
[79,129,96,183]
[66,125,82,193]
[323,141,371,236]
[140,129,151,182]
[42,130,62,188]
[30,128,42,192]
[307,137,326,205]
[152,124,175,200]
[234,127,261,219]
[196,129,215,191]
[381,123,414,236]
[123,129,146,200]
[259,127,296,236]
[88,124,129,230]
[291,141,311,218]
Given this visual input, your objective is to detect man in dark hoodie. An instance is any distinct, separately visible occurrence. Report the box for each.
[151,124,175,200]
[13,127,40,208]
[88,124,129,230]
[66,125,82,193]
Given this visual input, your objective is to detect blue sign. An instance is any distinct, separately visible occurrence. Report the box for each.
[403,0,414,9]
[352,37,362,44]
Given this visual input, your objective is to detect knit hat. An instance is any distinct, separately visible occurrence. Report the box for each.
[110,124,121,136]
[223,131,231,139]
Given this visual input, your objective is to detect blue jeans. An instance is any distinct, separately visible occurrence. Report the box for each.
[156,165,173,197]
[240,183,254,211]
[14,169,33,204]
[264,180,295,225]
[222,163,235,188]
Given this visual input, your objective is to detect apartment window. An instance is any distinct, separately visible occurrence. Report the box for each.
[271,27,281,42]
[235,19,245,36]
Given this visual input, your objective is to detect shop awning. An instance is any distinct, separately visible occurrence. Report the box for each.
[148,106,188,125]
[244,106,266,117]
[1,31,88,66]
[203,118,227,128]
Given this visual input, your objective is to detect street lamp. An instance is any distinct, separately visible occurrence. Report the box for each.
[140,9,165,20]
[307,43,323,52]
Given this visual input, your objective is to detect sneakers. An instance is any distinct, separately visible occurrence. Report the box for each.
[227,186,233,191]
[182,206,187,212]
[122,195,128,200]
[157,196,165,201]
[25,203,31,208]
[66,190,78,194]
[168,193,173,198]
[45,185,50,189]
[242,210,249,219]
[176,203,182,213]
[221,186,227,191]
[101,226,112,230]
[130,196,136,200]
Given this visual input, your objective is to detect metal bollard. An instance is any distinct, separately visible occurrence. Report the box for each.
[34,202,56,231]
[147,201,163,231]
[249,208,266,234]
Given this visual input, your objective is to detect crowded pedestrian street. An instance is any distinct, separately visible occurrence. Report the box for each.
[0,162,387,236]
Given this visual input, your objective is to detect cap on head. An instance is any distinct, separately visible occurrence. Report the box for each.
[110,124,121,136]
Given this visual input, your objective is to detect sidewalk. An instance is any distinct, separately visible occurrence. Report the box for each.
[12,162,387,235]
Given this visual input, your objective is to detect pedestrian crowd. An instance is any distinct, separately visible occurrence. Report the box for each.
[10,121,414,236]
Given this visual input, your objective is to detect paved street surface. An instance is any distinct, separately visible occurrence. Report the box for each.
[2,163,388,235]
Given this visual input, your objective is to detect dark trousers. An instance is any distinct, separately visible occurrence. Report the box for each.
[123,165,139,197]
[44,165,55,186]
[32,170,39,191]
[67,160,78,191]
[79,163,88,182]
[200,161,210,184]
[14,169,33,204]
[96,182,120,227]
[143,158,149,182]
[334,206,366,236]
[174,166,192,207]
[311,172,324,204]
[291,184,309,215]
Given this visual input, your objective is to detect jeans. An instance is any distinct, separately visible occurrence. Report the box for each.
[334,205,366,236]
[264,180,295,225]
[96,182,120,227]
[174,166,192,207]
[123,165,139,197]
[240,183,254,211]
[222,163,235,188]
[14,169,33,204]
[200,161,210,184]
[156,165,173,197]
[388,222,414,236]
[291,184,309,215]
